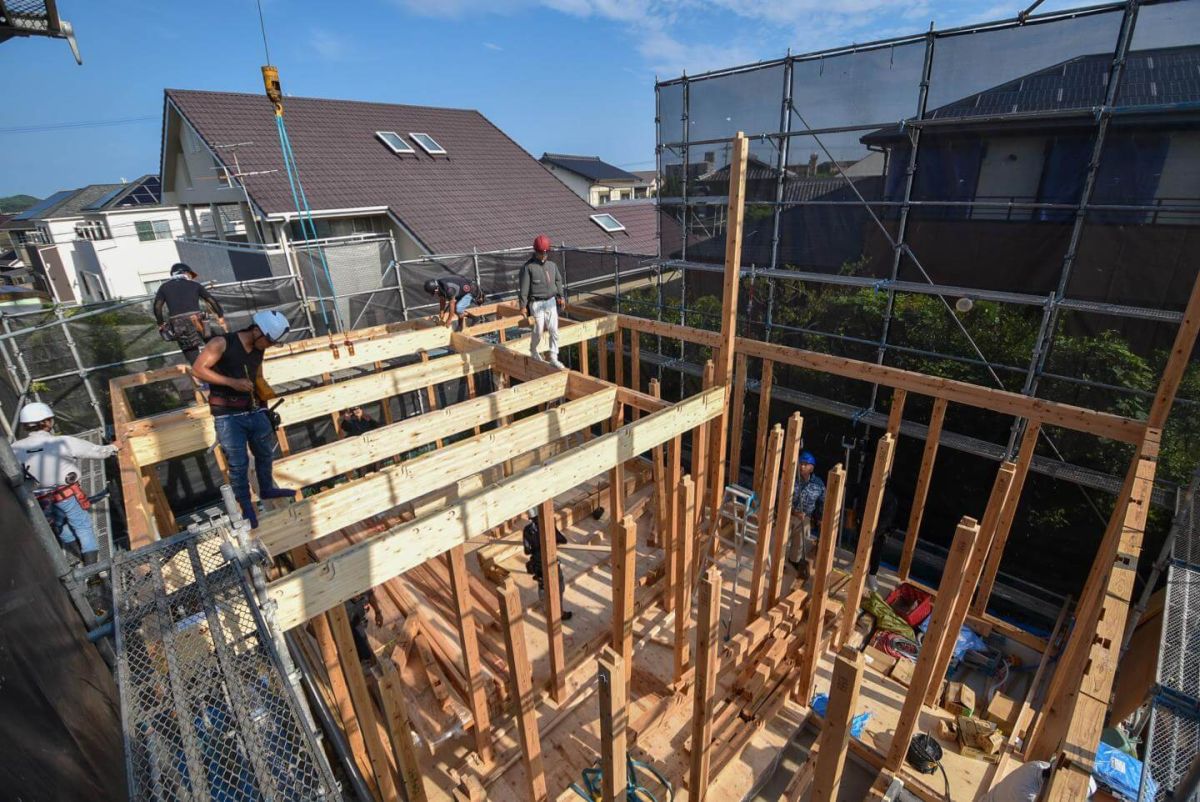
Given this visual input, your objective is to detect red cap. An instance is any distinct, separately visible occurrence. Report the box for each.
[533,234,552,253]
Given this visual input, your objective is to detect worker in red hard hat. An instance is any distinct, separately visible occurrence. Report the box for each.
[519,234,566,369]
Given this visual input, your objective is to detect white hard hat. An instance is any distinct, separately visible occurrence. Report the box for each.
[18,401,54,424]
[252,310,291,343]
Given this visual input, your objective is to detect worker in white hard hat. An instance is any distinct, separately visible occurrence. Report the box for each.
[191,309,296,528]
[11,401,118,566]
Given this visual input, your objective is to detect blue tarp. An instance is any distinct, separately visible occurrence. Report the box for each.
[811,693,870,739]
[1095,741,1157,800]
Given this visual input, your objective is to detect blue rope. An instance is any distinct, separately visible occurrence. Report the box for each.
[850,407,871,425]
[871,278,893,293]
[274,114,340,331]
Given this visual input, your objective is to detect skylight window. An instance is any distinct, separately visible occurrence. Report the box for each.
[410,132,446,155]
[376,131,414,154]
[590,213,626,233]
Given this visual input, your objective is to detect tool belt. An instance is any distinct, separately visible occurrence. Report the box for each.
[209,394,255,411]
[35,481,91,511]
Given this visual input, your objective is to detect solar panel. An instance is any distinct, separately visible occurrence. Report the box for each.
[12,189,74,221]
[82,186,125,211]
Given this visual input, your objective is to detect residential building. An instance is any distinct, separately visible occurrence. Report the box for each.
[540,153,656,205]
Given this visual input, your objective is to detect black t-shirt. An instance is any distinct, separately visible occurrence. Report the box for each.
[208,332,263,415]
[153,277,224,323]
[343,415,381,437]
[435,276,474,299]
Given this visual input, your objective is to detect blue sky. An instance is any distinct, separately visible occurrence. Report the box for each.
[0,0,1097,198]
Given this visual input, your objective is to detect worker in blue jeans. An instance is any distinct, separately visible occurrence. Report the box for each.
[12,401,118,566]
[192,310,296,527]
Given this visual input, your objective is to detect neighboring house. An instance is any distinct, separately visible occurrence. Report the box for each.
[540,153,656,205]
[159,89,635,322]
[0,176,185,303]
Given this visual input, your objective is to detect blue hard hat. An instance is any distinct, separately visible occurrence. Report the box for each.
[799,451,817,466]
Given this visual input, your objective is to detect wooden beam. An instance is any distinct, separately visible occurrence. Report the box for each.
[377,664,429,802]
[446,545,493,763]
[257,382,608,554]
[797,464,846,703]
[497,578,548,802]
[688,565,723,802]
[598,647,628,802]
[753,359,775,491]
[728,353,749,486]
[885,388,907,444]
[768,412,803,609]
[125,347,496,465]
[746,424,785,626]
[612,514,637,685]
[264,325,452,385]
[505,314,618,358]
[268,386,725,630]
[836,433,896,648]
[972,420,1041,617]
[1147,266,1200,430]
[328,605,401,801]
[539,498,567,703]
[812,646,865,802]
[674,474,697,681]
[923,462,1016,707]
[898,397,947,581]
[885,517,980,772]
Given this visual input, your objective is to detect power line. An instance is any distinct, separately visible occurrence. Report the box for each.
[0,116,158,135]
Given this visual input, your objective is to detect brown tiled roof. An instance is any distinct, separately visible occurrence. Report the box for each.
[165,89,630,255]
[603,200,660,256]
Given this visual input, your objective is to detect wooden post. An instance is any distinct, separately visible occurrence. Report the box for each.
[898,397,947,581]
[498,578,549,802]
[923,462,1017,707]
[884,517,980,772]
[377,665,428,802]
[464,371,482,436]
[668,434,684,579]
[885,388,907,441]
[614,325,625,389]
[728,353,749,486]
[537,498,567,704]
[811,646,865,802]
[753,359,775,492]
[446,545,494,762]
[612,515,637,685]
[836,433,896,648]
[972,420,1040,617]
[674,474,697,681]
[630,331,641,420]
[418,350,444,449]
[650,377,669,556]
[328,605,401,801]
[1147,266,1200,430]
[598,647,628,802]
[598,333,609,382]
[797,464,846,702]
[693,359,714,524]
[310,612,380,800]
[688,565,723,802]
[609,399,627,522]
[580,336,590,376]
[746,424,785,627]
[768,412,803,609]
[705,131,750,534]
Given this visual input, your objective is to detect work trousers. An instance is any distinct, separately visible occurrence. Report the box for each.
[786,512,814,564]
[214,409,277,520]
[50,495,98,555]
[529,298,560,362]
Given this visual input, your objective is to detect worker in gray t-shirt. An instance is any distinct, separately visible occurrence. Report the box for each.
[518,234,565,369]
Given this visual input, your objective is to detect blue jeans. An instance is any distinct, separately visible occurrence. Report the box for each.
[51,496,98,555]
[455,292,474,315]
[215,410,277,518]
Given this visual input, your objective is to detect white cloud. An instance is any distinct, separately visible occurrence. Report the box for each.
[310,28,350,61]
[483,41,503,50]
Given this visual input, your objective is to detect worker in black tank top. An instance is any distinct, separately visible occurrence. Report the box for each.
[192,310,294,528]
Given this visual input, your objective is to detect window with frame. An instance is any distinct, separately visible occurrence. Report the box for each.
[135,219,174,242]
[598,192,610,204]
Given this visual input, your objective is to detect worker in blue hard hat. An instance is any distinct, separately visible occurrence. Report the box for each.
[787,450,825,581]
[192,309,296,528]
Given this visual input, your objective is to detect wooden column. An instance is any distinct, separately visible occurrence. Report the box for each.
[580,335,590,376]
[836,433,896,648]
[418,350,444,449]
[705,130,750,536]
[328,605,401,801]
[311,612,380,799]
[811,646,865,802]
[727,353,749,487]
[614,325,625,389]
[598,647,628,802]
[609,399,627,522]
[746,424,785,627]
[693,359,714,524]
[885,388,907,442]
[688,565,723,802]
[446,545,494,762]
[498,578,548,802]
[768,412,803,609]
[923,462,1017,707]
[598,334,609,382]
[898,397,947,581]
[464,371,482,435]
[753,359,775,492]
[377,665,428,802]
[537,498,567,704]
[629,331,641,420]
[884,517,980,772]
[674,474,697,681]
[612,514,637,685]
[971,420,1040,617]
[796,464,846,702]
[650,380,669,551]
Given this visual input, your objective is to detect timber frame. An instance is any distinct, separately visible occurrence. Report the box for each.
[109,132,1198,800]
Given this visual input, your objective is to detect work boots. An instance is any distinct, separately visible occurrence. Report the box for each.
[260,487,298,500]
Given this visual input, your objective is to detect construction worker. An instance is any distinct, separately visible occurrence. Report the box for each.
[191,310,295,528]
[786,451,826,580]
[154,263,228,364]
[346,590,384,663]
[522,507,573,621]
[519,234,565,369]
[340,405,381,437]
[423,276,485,330]
[11,401,117,566]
